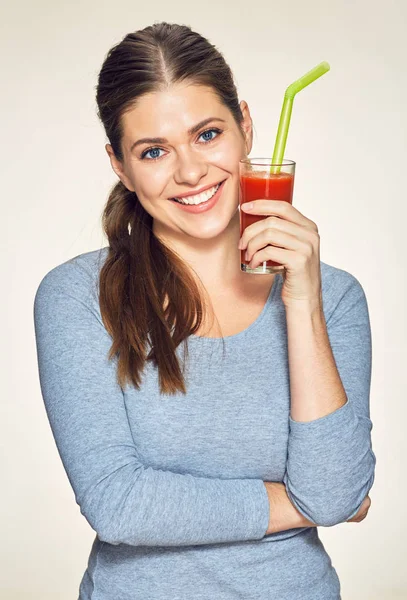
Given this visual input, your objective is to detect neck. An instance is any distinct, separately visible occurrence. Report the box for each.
[153,209,276,296]
[156,209,245,290]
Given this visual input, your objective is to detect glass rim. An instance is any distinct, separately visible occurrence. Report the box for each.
[239,158,295,166]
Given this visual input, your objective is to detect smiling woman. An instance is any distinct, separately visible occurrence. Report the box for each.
[33,20,375,600]
[97,26,257,392]
[104,84,252,261]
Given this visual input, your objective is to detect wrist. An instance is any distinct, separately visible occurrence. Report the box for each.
[265,482,314,534]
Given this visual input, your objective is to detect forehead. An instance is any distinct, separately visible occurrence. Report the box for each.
[121,83,230,142]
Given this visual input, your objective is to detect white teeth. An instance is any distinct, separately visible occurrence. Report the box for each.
[173,182,221,205]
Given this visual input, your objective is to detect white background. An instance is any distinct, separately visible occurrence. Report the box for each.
[1,0,405,598]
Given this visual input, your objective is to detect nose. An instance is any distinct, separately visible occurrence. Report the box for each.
[173,146,209,186]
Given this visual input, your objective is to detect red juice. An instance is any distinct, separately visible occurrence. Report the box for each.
[239,170,295,270]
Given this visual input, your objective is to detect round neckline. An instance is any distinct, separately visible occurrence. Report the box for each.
[190,273,281,343]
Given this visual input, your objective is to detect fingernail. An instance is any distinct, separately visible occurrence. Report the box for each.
[238,239,243,249]
[241,202,253,210]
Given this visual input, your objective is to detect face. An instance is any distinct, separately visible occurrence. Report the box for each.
[105,82,253,247]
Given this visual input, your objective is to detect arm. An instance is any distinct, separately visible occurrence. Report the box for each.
[33,260,272,547]
[264,482,317,534]
[282,269,376,527]
[264,483,371,534]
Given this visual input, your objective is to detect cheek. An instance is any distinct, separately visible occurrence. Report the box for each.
[209,145,242,173]
[134,170,166,201]
[210,134,245,170]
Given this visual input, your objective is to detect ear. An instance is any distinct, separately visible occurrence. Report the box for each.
[105,144,135,192]
[239,100,253,155]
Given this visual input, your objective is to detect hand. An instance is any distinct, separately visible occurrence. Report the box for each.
[346,495,371,523]
[264,482,317,534]
[240,200,322,310]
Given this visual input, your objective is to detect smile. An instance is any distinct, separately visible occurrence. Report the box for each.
[171,181,222,205]
[169,179,226,214]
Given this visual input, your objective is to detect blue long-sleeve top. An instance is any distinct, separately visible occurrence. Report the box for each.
[33,247,376,600]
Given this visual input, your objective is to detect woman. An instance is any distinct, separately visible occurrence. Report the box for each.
[33,22,375,600]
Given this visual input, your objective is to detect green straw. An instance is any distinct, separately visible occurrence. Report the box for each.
[270,61,330,175]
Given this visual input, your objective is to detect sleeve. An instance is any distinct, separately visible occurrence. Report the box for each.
[33,260,271,547]
[282,271,377,527]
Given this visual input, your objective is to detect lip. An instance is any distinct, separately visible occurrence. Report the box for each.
[169,179,226,214]
[169,179,225,200]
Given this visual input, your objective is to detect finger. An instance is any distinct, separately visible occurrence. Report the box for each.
[240,215,318,251]
[248,245,296,271]
[348,515,366,523]
[241,199,318,231]
[245,228,305,264]
[350,514,367,523]
[347,509,368,523]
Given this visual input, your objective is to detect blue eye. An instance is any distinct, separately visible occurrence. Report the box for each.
[199,128,219,143]
[140,127,222,161]
[142,147,163,160]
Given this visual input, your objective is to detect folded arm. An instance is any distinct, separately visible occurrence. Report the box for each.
[282,269,376,527]
[36,260,314,547]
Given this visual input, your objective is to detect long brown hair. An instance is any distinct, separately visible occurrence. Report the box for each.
[96,22,246,395]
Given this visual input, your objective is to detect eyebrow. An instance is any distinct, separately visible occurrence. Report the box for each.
[130,117,227,153]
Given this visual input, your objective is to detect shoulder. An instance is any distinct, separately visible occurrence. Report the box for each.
[34,246,109,309]
[320,260,369,326]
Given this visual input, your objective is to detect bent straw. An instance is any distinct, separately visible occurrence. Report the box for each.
[270,61,330,175]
